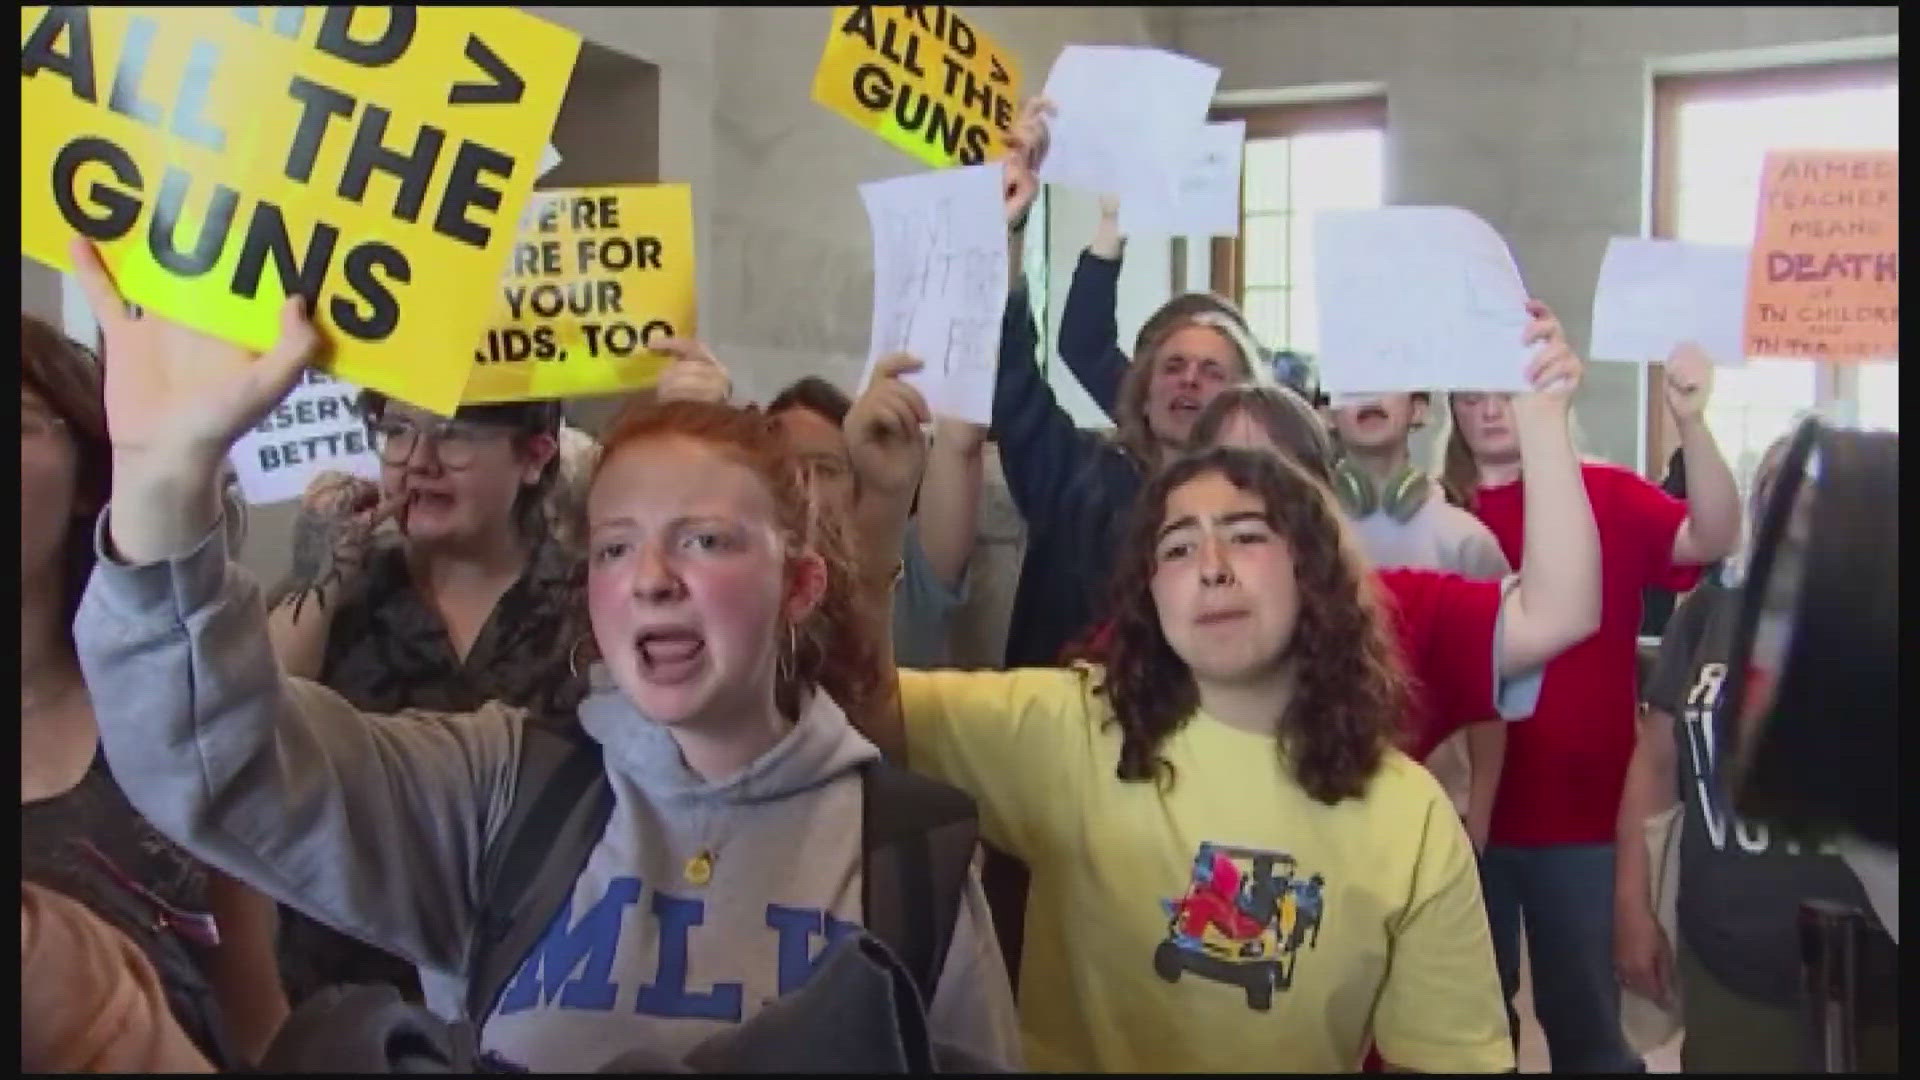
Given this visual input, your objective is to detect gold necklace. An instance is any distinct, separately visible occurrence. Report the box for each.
[683,848,716,887]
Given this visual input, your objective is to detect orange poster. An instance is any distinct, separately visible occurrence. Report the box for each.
[1745,151,1899,363]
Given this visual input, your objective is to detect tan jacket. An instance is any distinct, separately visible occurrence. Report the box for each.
[20,882,213,1073]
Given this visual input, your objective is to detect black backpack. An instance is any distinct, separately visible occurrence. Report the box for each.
[460,724,979,1029]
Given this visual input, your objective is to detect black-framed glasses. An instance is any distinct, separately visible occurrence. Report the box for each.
[370,416,512,470]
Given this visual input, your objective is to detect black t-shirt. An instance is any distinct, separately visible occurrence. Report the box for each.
[1645,574,1876,1007]
[21,750,236,1066]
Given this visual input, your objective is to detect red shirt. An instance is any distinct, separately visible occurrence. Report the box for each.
[1374,568,1511,761]
[1473,462,1701,846]
[1072,569,1510,763]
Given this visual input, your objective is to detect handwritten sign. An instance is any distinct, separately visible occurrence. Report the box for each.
[859,164,1007,424]
[1120,119,1245,239]
[20,6,580,415]
[230,369,381,505]
[1591,238,1750,367]
[812,5,1020,169]
[1313,207,1532,395]
[1745,151,1898,363]
[1037,45,1219,220]
[462,185,696,404]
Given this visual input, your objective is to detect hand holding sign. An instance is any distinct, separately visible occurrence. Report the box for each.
[847,355,933,502]
[1662,342,1715,424]
[651,339,733,405]
[1518,300,1584,404]
[70,237,322,563]
[1003,97,1053,230]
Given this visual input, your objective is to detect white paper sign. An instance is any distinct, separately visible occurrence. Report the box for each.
[1121,120,1246,239]
[230,370,382,505]
[1038,46,1220,228]
[1591,238,1750,367]
[1313,207,1533,395]
[859,164,1009,424]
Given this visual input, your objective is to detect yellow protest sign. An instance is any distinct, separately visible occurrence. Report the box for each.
[20,6,580,415]
[811,5,1020,169]
[1744,151,1899,364]
[462,185,697,404]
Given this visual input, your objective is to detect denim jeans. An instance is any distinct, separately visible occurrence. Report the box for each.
[1481,844,1645,1073]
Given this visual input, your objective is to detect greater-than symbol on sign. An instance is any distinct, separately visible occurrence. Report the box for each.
[989,56,1009,84]
[448,34,525,105]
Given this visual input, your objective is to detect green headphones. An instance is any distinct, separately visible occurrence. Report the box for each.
[1332,460,1433,523]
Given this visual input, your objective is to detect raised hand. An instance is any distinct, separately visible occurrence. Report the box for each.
[1663,341,1715,424]
[271,471,405,620]
[651,338,734,404]
[70,238,322,474]
[70,238,325,564]
[846,354,932,501]
[1003,97,1055,230]
[1518,299,1584,403]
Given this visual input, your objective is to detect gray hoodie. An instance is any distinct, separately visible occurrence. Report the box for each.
[75,519,1022,1072]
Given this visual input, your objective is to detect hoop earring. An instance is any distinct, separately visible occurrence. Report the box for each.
[775,622,799,689]
[568,634,596,680]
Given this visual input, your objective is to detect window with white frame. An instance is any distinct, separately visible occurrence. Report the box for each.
[1210,99,1387,358]
[1653,60,1898,491]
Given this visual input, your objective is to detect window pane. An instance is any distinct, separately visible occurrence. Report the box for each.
[1673,85,1899,246]
[1289,128,1387,212]
[1242,287,1290,349]
[1287,285,1319,357]
[1242,213,1291,289]
[1856,363,1899,432]
[1668,71,1897,480]
[1242,137,1291,214]
[1288,215,1314,296]
[1703,360,1819,492]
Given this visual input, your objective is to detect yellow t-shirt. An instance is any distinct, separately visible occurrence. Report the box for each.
[899,666,1513,1074]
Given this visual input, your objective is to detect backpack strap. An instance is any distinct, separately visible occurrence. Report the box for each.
[859,760,979,1007]
[464,724,614,1027]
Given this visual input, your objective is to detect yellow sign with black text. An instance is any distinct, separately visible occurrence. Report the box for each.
[811,5,1020,169]
[461,185,697,404]
[19,6,580,415]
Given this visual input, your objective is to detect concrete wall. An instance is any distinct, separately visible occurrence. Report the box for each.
[1169,5,1900,470]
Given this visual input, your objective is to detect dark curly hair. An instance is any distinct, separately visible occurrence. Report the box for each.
[583,398,883,725]
[1101,446,1408,804]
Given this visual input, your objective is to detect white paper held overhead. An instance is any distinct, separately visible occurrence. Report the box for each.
[1312,207,1533,395]
[1590,238,1750,367]
[1120,119,1246,239]
[859,164,1009,425]
[1038,45,1219,228]
[230,370,383,505]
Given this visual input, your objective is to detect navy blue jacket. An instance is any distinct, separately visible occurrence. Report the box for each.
[993,277,1144,667]
[1056,250,1130,416]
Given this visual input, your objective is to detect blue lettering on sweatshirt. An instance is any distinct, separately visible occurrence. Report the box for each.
[497,877,643,1014]
[765,904,863,995]
[634,892,744,1020]
[496,878,855,1023]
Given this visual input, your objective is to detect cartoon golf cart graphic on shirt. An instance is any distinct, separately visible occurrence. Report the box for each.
[1153,842,1325,1011]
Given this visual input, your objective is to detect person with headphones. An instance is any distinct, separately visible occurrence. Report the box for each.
[1330,392,1512,853]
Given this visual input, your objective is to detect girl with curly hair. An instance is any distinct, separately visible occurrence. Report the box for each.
[845,287,1597,1070]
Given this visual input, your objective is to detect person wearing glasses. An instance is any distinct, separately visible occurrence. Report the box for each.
[259,340,731,1010]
